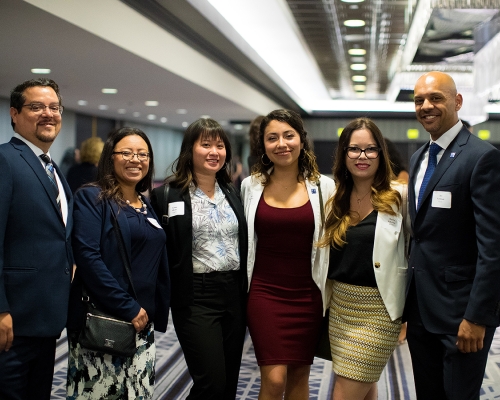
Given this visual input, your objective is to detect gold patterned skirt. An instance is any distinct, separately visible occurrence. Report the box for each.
[328,280,401,383]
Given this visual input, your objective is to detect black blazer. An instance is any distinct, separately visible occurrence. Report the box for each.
[408,127,500,333]
[0,137,73,337]
[151,181,248,308]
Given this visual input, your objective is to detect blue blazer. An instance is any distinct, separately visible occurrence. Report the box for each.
[408,127,500,333]
[67,186,170,332]
[0,137,73,337]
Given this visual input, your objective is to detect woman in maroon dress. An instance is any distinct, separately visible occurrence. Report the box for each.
[241,109,335,399]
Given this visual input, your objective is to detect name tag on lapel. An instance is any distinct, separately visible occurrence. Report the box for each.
[168,201,185,216]
[379,213,402,234]
[432,191,451,208]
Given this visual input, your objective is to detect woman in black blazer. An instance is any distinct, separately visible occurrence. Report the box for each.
[66,127,170,399]
[151,118,248,400]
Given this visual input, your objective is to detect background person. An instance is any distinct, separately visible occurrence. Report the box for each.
[67,136,104,193]
[318,118,408,400]
[241,109,335,400]
[66,127,170,398]
[247,115,265,173]
[151,118,248,400]
[405,71,500,399]
[0,78,73,400]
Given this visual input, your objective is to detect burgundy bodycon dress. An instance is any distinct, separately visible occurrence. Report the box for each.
[247,196,323,366]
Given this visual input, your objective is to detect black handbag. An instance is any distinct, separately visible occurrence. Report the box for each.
[78,204,138,357]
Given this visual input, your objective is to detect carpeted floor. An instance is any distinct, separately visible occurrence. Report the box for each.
[51,326,500,399]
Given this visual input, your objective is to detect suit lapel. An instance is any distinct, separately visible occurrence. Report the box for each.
[409,144,426,221]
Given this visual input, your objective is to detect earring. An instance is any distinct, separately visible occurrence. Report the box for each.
[261,154,272,166]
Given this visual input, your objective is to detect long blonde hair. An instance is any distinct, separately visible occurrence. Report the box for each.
[318,118,401,249]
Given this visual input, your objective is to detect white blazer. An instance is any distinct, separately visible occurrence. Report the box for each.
[241,173,336,314]
[371,182,409,321]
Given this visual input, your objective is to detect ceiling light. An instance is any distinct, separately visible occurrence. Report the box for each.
[147,114,156,120]
[356,92,366,98]
[351,57,365,63]
[344,20,365,27]
[350,64,367,71]
[118,109,126,114]
[145,101,159,106]
[234,124,243,130]
[219,120,228,126]
[341,0,364,2]
[352,75,367,82]
[101,88,117,94]
[176,109,188,114]
[133,112,140,117]
[31,68,51,74]
[182,122,189,128]
[354,85,366,91]
[98,105,109,110]
[160,117,168,123]
[348,49,366,56]
[77,100,88,106]
[200,115,211,119]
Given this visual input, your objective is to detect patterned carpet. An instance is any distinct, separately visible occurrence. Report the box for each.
[51,326,500,399]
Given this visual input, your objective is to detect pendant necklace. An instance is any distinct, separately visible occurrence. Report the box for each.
[126,194,148,215]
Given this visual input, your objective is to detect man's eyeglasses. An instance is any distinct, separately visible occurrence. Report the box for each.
[113,151,150,162]
[345,146,381,159]
[22,103,64,115]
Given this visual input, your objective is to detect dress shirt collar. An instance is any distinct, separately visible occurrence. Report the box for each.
[13,133,53,161]
[429,120,463,151]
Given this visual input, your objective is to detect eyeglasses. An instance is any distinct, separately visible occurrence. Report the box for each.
[345,146,381,159]
[22,103,63,115]
[112,151,150,162]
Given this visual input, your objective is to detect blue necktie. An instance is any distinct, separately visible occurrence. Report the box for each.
[417,143,442,208]
[40,154,61,210]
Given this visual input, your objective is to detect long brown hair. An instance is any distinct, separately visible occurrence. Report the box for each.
[252,109,320,185]
[318,117,400,248]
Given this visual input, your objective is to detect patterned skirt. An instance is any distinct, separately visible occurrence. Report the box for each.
[328,280,401,383]
[67,324,155,400]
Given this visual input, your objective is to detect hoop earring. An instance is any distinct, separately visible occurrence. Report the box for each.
[261,154,272,166]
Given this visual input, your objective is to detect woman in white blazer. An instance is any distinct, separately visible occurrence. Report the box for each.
[241,109,335,400]
[318,118,409,400]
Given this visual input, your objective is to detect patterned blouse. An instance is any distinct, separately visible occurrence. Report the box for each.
[190,182,240,273]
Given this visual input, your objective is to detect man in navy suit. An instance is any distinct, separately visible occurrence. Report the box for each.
[406,71,500,399]
[0,79,73,400]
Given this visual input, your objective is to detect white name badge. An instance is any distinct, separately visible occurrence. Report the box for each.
[168,201,185,217]
[147,218,162,229]
[379,212,402,234]
[431,191,452,208]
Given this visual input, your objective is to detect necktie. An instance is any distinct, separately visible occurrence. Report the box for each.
[40,154,61,210]
[417,143,442,208]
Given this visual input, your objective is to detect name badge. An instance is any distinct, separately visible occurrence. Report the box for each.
[379,212,401,234]
[147,218,162,229]
[168,201,185,217]
[431,191,451,208]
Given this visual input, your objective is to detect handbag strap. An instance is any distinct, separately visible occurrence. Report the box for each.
[317,179,325,229]
[401,183,410,260]
[109,202,138,300]
[161,184,170,226]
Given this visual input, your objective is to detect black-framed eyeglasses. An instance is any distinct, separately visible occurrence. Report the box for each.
[112,151,150,162]
[345,146,381,159]
[22,103,63,115]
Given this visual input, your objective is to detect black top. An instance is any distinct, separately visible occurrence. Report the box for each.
[328,210,377,287]
[67,162,98,193]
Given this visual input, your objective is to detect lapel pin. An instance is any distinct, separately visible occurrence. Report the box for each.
[450,152,456,158]
[311,188,317,194]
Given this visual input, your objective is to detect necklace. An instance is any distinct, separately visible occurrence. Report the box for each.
[353,189,371,206]
[126,194,147,215]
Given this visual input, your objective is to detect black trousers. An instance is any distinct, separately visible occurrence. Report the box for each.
[172,271,246,400]
[406,280,495,400]
[0,336,57,400]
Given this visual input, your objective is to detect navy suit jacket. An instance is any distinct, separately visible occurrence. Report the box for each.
[0,137,73,337]
[408,127,500,334]
[67,186,170,332]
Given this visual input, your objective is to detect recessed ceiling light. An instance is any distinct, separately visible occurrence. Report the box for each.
[341,0,364,2]
[354,85,366,91]
[176,109,188,115]
[350,64,367,71]
[160,117,168,123]
[182,122,189,128]
[219,120,228,126]
[351,57,365,63]
[234,124,243,130]
[133,112,140,117]
[200,115,211,119]
[352,75,367,82]
[31,68,51,74]
[145,101,159,106]
[344,20,365,27]
[348,49,366,56]
[147,114,156,120]
[77,100,88,106]
[101,88,118,94]
[356,92,366,98]
[118,109,126,114]
[98,105,109,110]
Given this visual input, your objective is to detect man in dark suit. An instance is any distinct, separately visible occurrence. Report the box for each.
[406,71,500,399]
[0,79,73,400]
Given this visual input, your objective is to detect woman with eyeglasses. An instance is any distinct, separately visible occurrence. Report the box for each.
[150,118,248,400]
[241,109,335,400]
[317,118,409,400]
[66,127,170,399]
